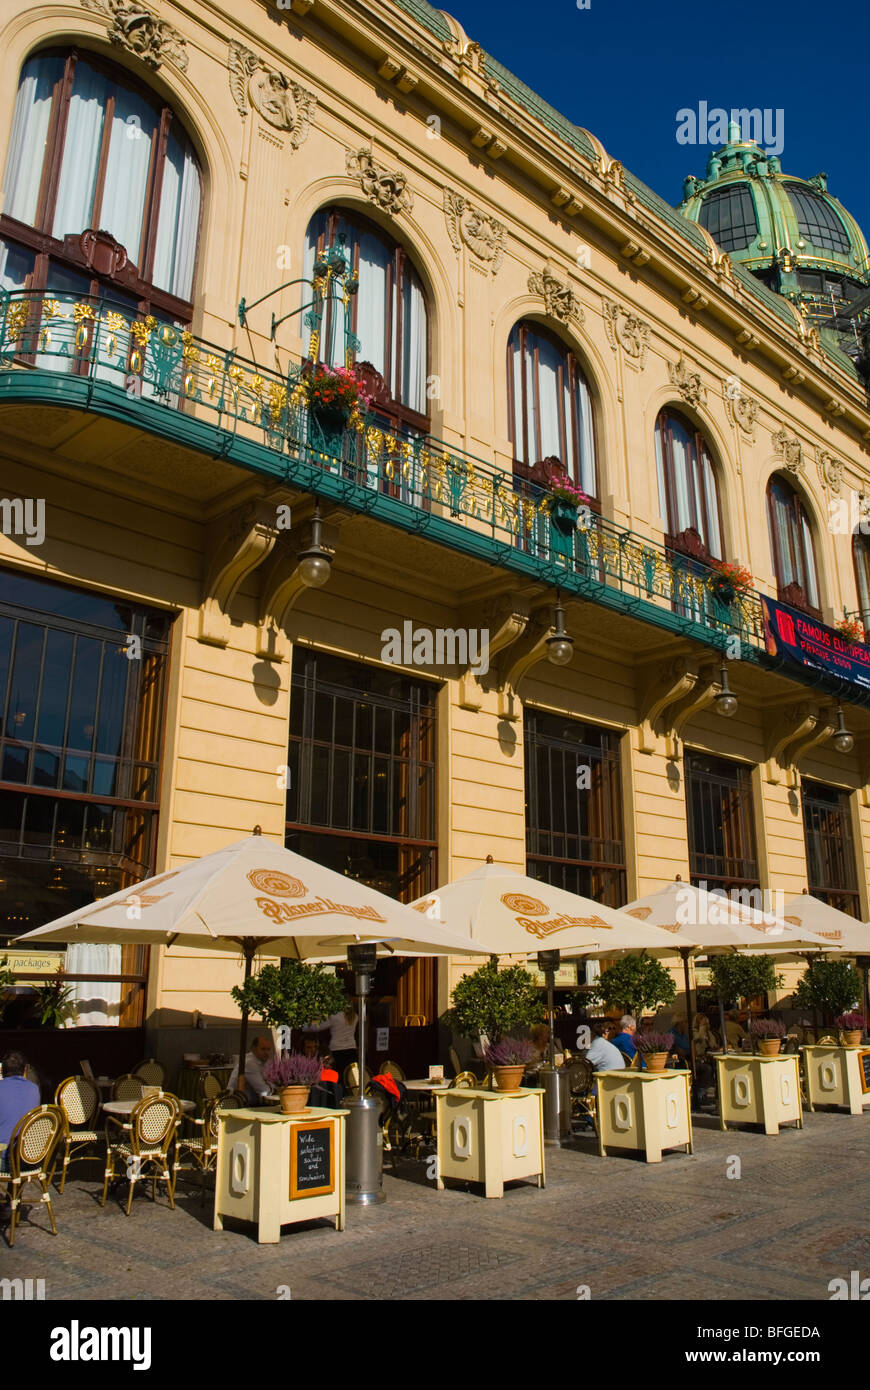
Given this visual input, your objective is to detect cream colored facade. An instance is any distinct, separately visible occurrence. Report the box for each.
[2,0,870,1032]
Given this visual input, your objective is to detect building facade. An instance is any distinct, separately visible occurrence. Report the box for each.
[2,0,870,1046]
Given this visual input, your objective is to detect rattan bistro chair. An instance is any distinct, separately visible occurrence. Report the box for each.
[175,1092,243,1202]
[451,1071,478,1088]
[133,1059,166,1088]
[567,1059,597,1131]
[0,1104,65,1247]
[112,1073,145,1102]
[54,1075,104,1193]
[101,1093,181,1215]
[380,1060,406,1082]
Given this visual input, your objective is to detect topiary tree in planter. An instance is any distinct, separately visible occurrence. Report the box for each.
[793,959,861,1027]
[586,955,676,1025]
[232,960,349,1046]
[707,954,784,1050]
[443,961,545,1045]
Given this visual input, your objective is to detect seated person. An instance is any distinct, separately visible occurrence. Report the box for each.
[0,1051,41,1173]
[584,1024,626,1073]
[227,1034,274,1104]
[725,1011,747,1048]
[610,1015,638,1064]
[667,1017,686,1056]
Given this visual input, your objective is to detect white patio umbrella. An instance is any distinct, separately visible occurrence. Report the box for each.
[16,829,486,1086]
[781,891,870,1026]
[623,878,835,1050]
[409,858,690,1070]
[409,859,686,958]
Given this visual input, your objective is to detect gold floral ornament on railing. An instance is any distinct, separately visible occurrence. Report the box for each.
[72,301,96,351]
[205,354,222,400]
[103,311,129,359]
[129,315,157,373]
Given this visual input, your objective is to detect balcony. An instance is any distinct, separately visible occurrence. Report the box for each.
[0,287,861,701]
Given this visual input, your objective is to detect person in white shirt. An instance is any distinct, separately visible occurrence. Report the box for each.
[228,1034,274,1103]
[585,1028,626,1073]
[305,1008,357,1083]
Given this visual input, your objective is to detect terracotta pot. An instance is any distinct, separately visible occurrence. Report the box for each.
[843,1030,863,1046]
[278,1085,310,1114]
[757,1038,782,1057]
[643,1052,669,1072]
[492,1065,526,1093]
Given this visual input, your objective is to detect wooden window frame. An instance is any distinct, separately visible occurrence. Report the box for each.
[311,207,431,436]
[685,751,760,895]
[656,408,723,562]
[1,47,201,324]
[766,474,822,618]
[506,319,599,500]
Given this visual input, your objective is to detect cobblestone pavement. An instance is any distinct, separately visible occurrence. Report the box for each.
[2,1109,868,1301]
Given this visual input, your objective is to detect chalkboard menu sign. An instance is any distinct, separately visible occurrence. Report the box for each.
[858,1050,870,1095]
[289,1120,334,1199]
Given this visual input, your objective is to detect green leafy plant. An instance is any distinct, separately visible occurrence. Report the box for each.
[793,959,861,1024]
[586,955,676,1022]
[32,969,77,1028]
[443,962,545,1044]
[707,954,784,1009]
[232,960,348,1031]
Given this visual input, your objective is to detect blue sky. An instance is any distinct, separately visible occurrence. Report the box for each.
[451,0,869,235]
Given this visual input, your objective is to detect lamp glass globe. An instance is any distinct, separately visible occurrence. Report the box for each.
[298,553,331,587]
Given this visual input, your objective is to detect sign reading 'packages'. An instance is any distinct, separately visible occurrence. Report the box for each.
[760,595,870,692]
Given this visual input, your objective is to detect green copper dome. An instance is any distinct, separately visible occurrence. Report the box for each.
[679,120,869,341]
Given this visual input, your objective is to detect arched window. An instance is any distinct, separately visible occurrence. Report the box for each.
[507,321,597,497]
[655,409,722,560]
[303,208,429,430]
[767,474,820,615]
[852,530,870,628]
[1,49,202,315]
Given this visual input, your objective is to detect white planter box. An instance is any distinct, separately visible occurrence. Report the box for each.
[713,1054,802,1135]
[434,1087,545,1198]
[596,1069,693,1163]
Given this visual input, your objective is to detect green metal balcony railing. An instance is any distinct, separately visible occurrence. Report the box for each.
[0,287,773,663]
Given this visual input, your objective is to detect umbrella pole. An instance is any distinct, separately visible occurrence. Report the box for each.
[717,995,728,1056]
[681,948,696,1071]
[236,940,255,1099]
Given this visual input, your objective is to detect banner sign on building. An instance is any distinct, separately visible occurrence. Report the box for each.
[760,595,870,692]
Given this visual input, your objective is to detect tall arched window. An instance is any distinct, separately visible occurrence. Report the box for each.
[767,474,821,615]
[853,530,870,628]
[1,49,202,315]
[303,208,429,431]
[507,321,597,497]
[655,409,722,559]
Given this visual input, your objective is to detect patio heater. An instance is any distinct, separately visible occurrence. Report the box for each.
[537,948,570,1146]
[344,942,385,1205]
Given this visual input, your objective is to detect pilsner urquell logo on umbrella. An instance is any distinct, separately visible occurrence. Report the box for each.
[499,893,612,939]
[246,868,388,924]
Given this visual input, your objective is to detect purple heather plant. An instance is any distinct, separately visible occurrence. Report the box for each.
[484,1037,538,1067]
[835,1011,865,1030]
[635,1031,674,1053]
[263,1052,322,1087]
[748,1018,786,1038]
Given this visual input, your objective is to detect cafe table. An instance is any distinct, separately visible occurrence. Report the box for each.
[403,1079,453,1094]
[102,1097,196,1118]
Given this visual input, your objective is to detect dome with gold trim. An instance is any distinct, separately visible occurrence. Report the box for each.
[679,120,870,347]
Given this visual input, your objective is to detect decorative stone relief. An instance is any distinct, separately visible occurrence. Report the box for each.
[444,190,506,275]
[81,0,187,71]
[228,42,316,145]
[346,149,413,215]
[527,270,583,324]
[602,298,650,370]
[723,379,759,439]
[817,448,844,495]
[772,426,804,474]
[667,356,706,407]
[441,37,501,93]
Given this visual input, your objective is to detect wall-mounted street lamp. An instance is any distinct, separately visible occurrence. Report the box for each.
[713,662,738,718]
[297,505,333,588]
[546,594,574,666]
[832,703,854,754]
